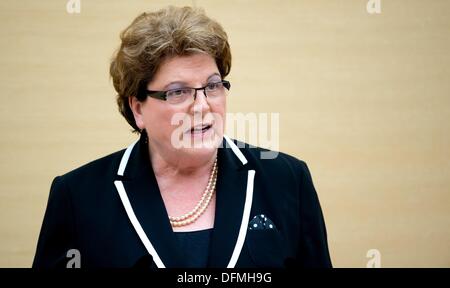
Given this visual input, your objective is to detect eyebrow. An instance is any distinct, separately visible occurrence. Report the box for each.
[163,73,222,90]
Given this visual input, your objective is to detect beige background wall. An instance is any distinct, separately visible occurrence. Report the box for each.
[0,0,449,267]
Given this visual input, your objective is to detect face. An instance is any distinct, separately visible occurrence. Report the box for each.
[130,53,227,162]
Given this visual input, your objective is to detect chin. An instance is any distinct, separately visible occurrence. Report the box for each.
[178,130,223,158]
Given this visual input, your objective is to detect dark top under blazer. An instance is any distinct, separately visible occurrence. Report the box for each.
[33,135,332,268]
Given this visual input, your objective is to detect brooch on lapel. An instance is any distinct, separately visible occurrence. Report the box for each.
[248,214,277,231]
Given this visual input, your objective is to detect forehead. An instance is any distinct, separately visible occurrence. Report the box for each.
[151,53,220,86]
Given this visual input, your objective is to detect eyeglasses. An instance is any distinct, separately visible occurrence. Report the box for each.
[144,80,231,105]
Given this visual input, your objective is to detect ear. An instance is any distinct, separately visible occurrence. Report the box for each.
[129,96,145,130]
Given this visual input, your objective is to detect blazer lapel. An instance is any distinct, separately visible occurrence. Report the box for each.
[114,135,254,268]
[115,135,186,267]
[207,137,253,267]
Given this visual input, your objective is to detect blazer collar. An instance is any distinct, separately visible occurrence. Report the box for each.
[114,134,255,268]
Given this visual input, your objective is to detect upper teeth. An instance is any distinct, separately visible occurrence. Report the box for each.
[193,125,208,131]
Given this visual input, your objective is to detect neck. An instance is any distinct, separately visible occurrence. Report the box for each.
[147,141,217,179]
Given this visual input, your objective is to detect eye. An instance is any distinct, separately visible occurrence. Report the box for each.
[206,82,222,91]
[166,88,192,103]
[168,88,190,97]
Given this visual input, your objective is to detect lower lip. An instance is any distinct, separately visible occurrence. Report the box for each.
[186,126,213,139]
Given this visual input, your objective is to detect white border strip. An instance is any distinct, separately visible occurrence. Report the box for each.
[224,135,248,165]
[115,137,253,268]
[117,140,138,176]
[227,169,255,268]
[114,180,166,268]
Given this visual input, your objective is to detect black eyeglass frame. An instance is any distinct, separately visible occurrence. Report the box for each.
[143,80,231,101]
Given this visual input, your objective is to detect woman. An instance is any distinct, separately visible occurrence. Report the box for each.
[33,6,332,268]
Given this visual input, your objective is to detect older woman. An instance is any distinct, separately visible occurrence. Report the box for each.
[33,6,331,268]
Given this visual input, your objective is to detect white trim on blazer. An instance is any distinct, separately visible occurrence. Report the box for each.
[114,136,255,268]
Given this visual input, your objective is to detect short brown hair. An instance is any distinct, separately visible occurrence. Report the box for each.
[110,6,232,133]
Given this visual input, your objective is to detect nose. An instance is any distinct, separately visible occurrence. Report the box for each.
[191,89,210,114]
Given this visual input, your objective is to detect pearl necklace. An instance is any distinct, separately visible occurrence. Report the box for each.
[169,157,218,227]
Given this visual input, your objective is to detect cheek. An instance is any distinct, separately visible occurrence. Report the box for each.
[210,100,226,131]
[142,103,178,138]
[211,97,226,116]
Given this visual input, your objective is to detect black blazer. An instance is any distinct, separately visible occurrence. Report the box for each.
[33,135,332,268]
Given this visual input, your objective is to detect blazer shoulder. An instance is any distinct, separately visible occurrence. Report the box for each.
[58,148,126,184]
[231,139,309,180]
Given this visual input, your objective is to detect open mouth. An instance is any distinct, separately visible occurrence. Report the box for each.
[187,123,213,135]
